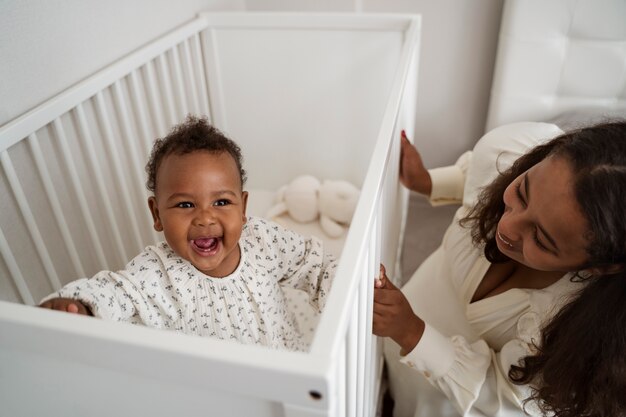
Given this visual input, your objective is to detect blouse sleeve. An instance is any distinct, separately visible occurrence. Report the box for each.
[427,122,564,208]
[428,151,472,206]
[399,319,542,416]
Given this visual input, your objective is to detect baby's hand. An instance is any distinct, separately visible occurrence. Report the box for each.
[39,297,92,316]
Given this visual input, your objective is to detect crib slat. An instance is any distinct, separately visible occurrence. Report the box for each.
[363,283,371,417]
[1,150,63,292]
[365,214,379,417]
[157,54,178,127]
[84,97,135,263]
[356,257,369,417]
[0,225,34,305]
[75,105,127,268]
[191,33,212,119]
[337,339,346,417]
[127,70,162,244]
[111,81,152,252]
[200,29,227,127]
[365,203,380,416]
[27,133,86,278]
[143,61,168,137]
[181,39,202,116]
[346,297,359,417]
[128,70,154,155]
[52,118,108,270]
[170,46,190,117]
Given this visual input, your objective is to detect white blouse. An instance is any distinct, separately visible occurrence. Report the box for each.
[42,216,336,352]
[385,122,585,417]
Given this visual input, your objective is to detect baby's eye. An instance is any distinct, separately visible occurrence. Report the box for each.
[176,202,194,209]
[214,199,230,207]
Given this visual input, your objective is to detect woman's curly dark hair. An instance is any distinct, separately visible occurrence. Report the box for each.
[145,115,246,192]
[461,120,626,417]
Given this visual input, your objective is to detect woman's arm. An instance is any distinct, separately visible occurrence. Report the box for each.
[374,269,540,415]
[400,130,472,206]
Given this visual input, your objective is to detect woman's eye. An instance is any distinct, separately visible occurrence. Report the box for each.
[176,202,194,208]
[533,232,549,251]
[515,183,527,207]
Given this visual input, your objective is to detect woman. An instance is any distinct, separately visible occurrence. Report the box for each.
[373,121,626,417]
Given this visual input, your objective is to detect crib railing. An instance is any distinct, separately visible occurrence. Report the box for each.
[0,13,420,417]
[309,16,419,415]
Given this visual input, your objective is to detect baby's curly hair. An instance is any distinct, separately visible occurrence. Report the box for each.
[145,115,246,193]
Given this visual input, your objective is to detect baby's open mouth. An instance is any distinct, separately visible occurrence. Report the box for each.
[192,237,220,254]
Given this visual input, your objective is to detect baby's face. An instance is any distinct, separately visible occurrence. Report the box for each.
[148,151,248,277]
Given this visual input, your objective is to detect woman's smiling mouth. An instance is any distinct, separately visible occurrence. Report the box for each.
[497,230,515,249]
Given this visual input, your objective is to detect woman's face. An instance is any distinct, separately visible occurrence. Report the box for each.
[498,155,590,272]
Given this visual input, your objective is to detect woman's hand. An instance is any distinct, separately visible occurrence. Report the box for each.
[400,131,432,196]
[373,264,425,355]
[39,297,92,316]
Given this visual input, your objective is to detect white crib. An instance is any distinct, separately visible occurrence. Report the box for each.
[0,12,420,416]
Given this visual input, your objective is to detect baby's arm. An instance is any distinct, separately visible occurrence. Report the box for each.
[39,272,141,321]
[273,224,337,312]
[38,246,167,322]
[39,297,92,316]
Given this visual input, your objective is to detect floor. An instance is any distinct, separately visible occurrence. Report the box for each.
[399,193,459,285]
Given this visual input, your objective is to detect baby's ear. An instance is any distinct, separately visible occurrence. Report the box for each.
[148,196,163,231]
[241,191,249,223]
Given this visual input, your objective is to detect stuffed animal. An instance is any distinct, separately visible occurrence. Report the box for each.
[266,175,360,238]
[266,175,321,223]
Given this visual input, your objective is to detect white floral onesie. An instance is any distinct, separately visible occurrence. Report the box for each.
[42,217,336,351]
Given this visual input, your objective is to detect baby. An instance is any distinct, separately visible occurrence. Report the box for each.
[39,115,336,351]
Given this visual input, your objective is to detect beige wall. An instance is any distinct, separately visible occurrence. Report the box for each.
[0,0,244,126]
[247,0,504,167]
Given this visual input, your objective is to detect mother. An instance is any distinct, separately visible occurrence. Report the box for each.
[374,121,626,417]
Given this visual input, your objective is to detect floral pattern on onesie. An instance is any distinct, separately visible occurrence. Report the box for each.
[42,217,336,351]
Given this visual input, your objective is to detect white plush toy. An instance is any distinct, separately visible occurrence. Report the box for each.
[266,175,360,238]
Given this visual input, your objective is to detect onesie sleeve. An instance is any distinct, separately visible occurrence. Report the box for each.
[399,320,542,416]
[251,217,337,312]
[39,246,174,325]
[41,270,142,321]
[278,230,336,312]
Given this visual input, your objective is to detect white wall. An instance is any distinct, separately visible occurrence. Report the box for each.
[246,0,504,167]
[1,0,503,167]
[0,0,244,126]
